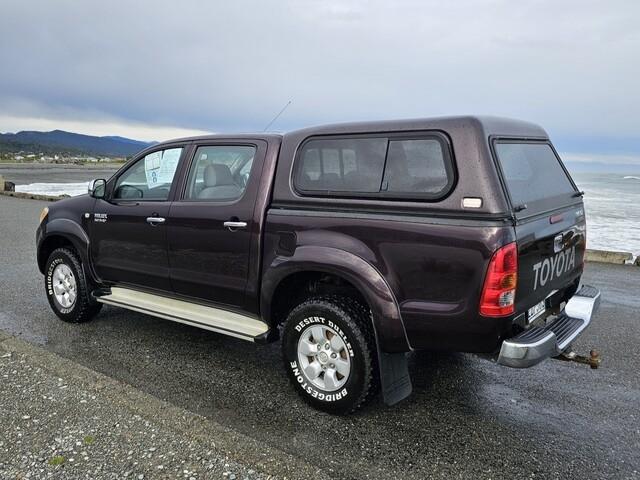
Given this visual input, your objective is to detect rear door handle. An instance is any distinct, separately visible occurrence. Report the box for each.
[146,217,166,225]
[223,221,247,230]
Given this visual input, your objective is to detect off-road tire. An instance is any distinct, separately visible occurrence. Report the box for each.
[282,295,379,414]
[44,247,102,323]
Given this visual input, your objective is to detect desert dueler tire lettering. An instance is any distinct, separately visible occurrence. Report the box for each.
[282,296,379,414]
[45,247,102,323]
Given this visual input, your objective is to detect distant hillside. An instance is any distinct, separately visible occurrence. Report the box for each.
[0,130,154,157]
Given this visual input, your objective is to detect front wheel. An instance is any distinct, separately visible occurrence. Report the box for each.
[44,247,102,323]
[282,296,378,414]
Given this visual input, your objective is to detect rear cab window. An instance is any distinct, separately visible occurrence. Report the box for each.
[493,141,578,215]
[294,133,454,200]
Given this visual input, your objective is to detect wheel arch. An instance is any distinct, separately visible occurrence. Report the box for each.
[38,219,91,276]
[261,245,410,353]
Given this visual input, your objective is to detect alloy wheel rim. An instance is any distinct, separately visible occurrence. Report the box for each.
[297,324,351,392]
[52,264,77,309]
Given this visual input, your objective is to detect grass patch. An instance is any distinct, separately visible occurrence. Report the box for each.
[49,455,65,466]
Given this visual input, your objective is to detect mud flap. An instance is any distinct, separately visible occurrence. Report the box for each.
[378,351,412,406]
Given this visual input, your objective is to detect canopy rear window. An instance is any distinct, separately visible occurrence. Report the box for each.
[494,141,576,213]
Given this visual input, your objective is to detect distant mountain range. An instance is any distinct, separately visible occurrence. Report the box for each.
[0,130,155,157]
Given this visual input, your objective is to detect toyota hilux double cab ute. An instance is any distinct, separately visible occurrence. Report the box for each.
[36,116,600,414]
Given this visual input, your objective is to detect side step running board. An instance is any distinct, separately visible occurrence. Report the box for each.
[95,287,269,342]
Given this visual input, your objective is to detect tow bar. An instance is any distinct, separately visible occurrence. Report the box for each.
[556,349,601,369]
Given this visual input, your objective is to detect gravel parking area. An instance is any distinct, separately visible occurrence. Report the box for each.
[1,194,639,479]
[0,333,320,479]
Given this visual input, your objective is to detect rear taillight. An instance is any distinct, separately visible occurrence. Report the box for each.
[480,242,518,317]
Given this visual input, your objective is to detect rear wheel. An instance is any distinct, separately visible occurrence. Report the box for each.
[282,296,378,414]
[44,247,102,323]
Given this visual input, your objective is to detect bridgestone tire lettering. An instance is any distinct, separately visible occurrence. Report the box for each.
[44,247,102,324]
[282,296,379,414]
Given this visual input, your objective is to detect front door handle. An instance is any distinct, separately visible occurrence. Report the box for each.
[146,217,166,226]
[223,220,247,230]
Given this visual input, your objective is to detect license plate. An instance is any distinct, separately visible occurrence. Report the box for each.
[527,300,546,323]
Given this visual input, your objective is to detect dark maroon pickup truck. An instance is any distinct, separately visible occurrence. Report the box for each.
[36,116,601,413]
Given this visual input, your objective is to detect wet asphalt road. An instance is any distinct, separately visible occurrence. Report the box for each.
[1,194,639,479]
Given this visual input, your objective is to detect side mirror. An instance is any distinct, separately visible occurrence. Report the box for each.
[88,179,106,199]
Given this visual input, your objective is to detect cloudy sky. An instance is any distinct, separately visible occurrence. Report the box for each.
[0,0,638,161]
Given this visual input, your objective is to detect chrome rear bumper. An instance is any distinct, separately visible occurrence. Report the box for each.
[497,285,601,368]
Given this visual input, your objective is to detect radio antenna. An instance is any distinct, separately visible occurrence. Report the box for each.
[263,100,292,131]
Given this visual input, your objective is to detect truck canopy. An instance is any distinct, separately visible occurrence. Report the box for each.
[273,116,550,217]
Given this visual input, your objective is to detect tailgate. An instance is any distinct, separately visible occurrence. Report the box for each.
[493,140,586,319]
[514,205,586,316]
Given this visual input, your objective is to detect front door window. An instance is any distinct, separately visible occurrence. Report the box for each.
[114,147,183,201]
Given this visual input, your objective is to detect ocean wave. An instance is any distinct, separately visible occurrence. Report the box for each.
[15,182,89,197]
[623,176,640,180]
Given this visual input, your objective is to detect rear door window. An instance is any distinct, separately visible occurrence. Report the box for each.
[184,145,256,201]
[494,142,576,212]
[295,134,453,199]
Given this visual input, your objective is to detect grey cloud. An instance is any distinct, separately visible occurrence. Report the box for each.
[0,0,639,144]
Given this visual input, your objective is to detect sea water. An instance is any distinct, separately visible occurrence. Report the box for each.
[572,172,640,255]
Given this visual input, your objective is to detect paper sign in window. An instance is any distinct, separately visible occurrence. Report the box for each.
[144,148,181,189]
